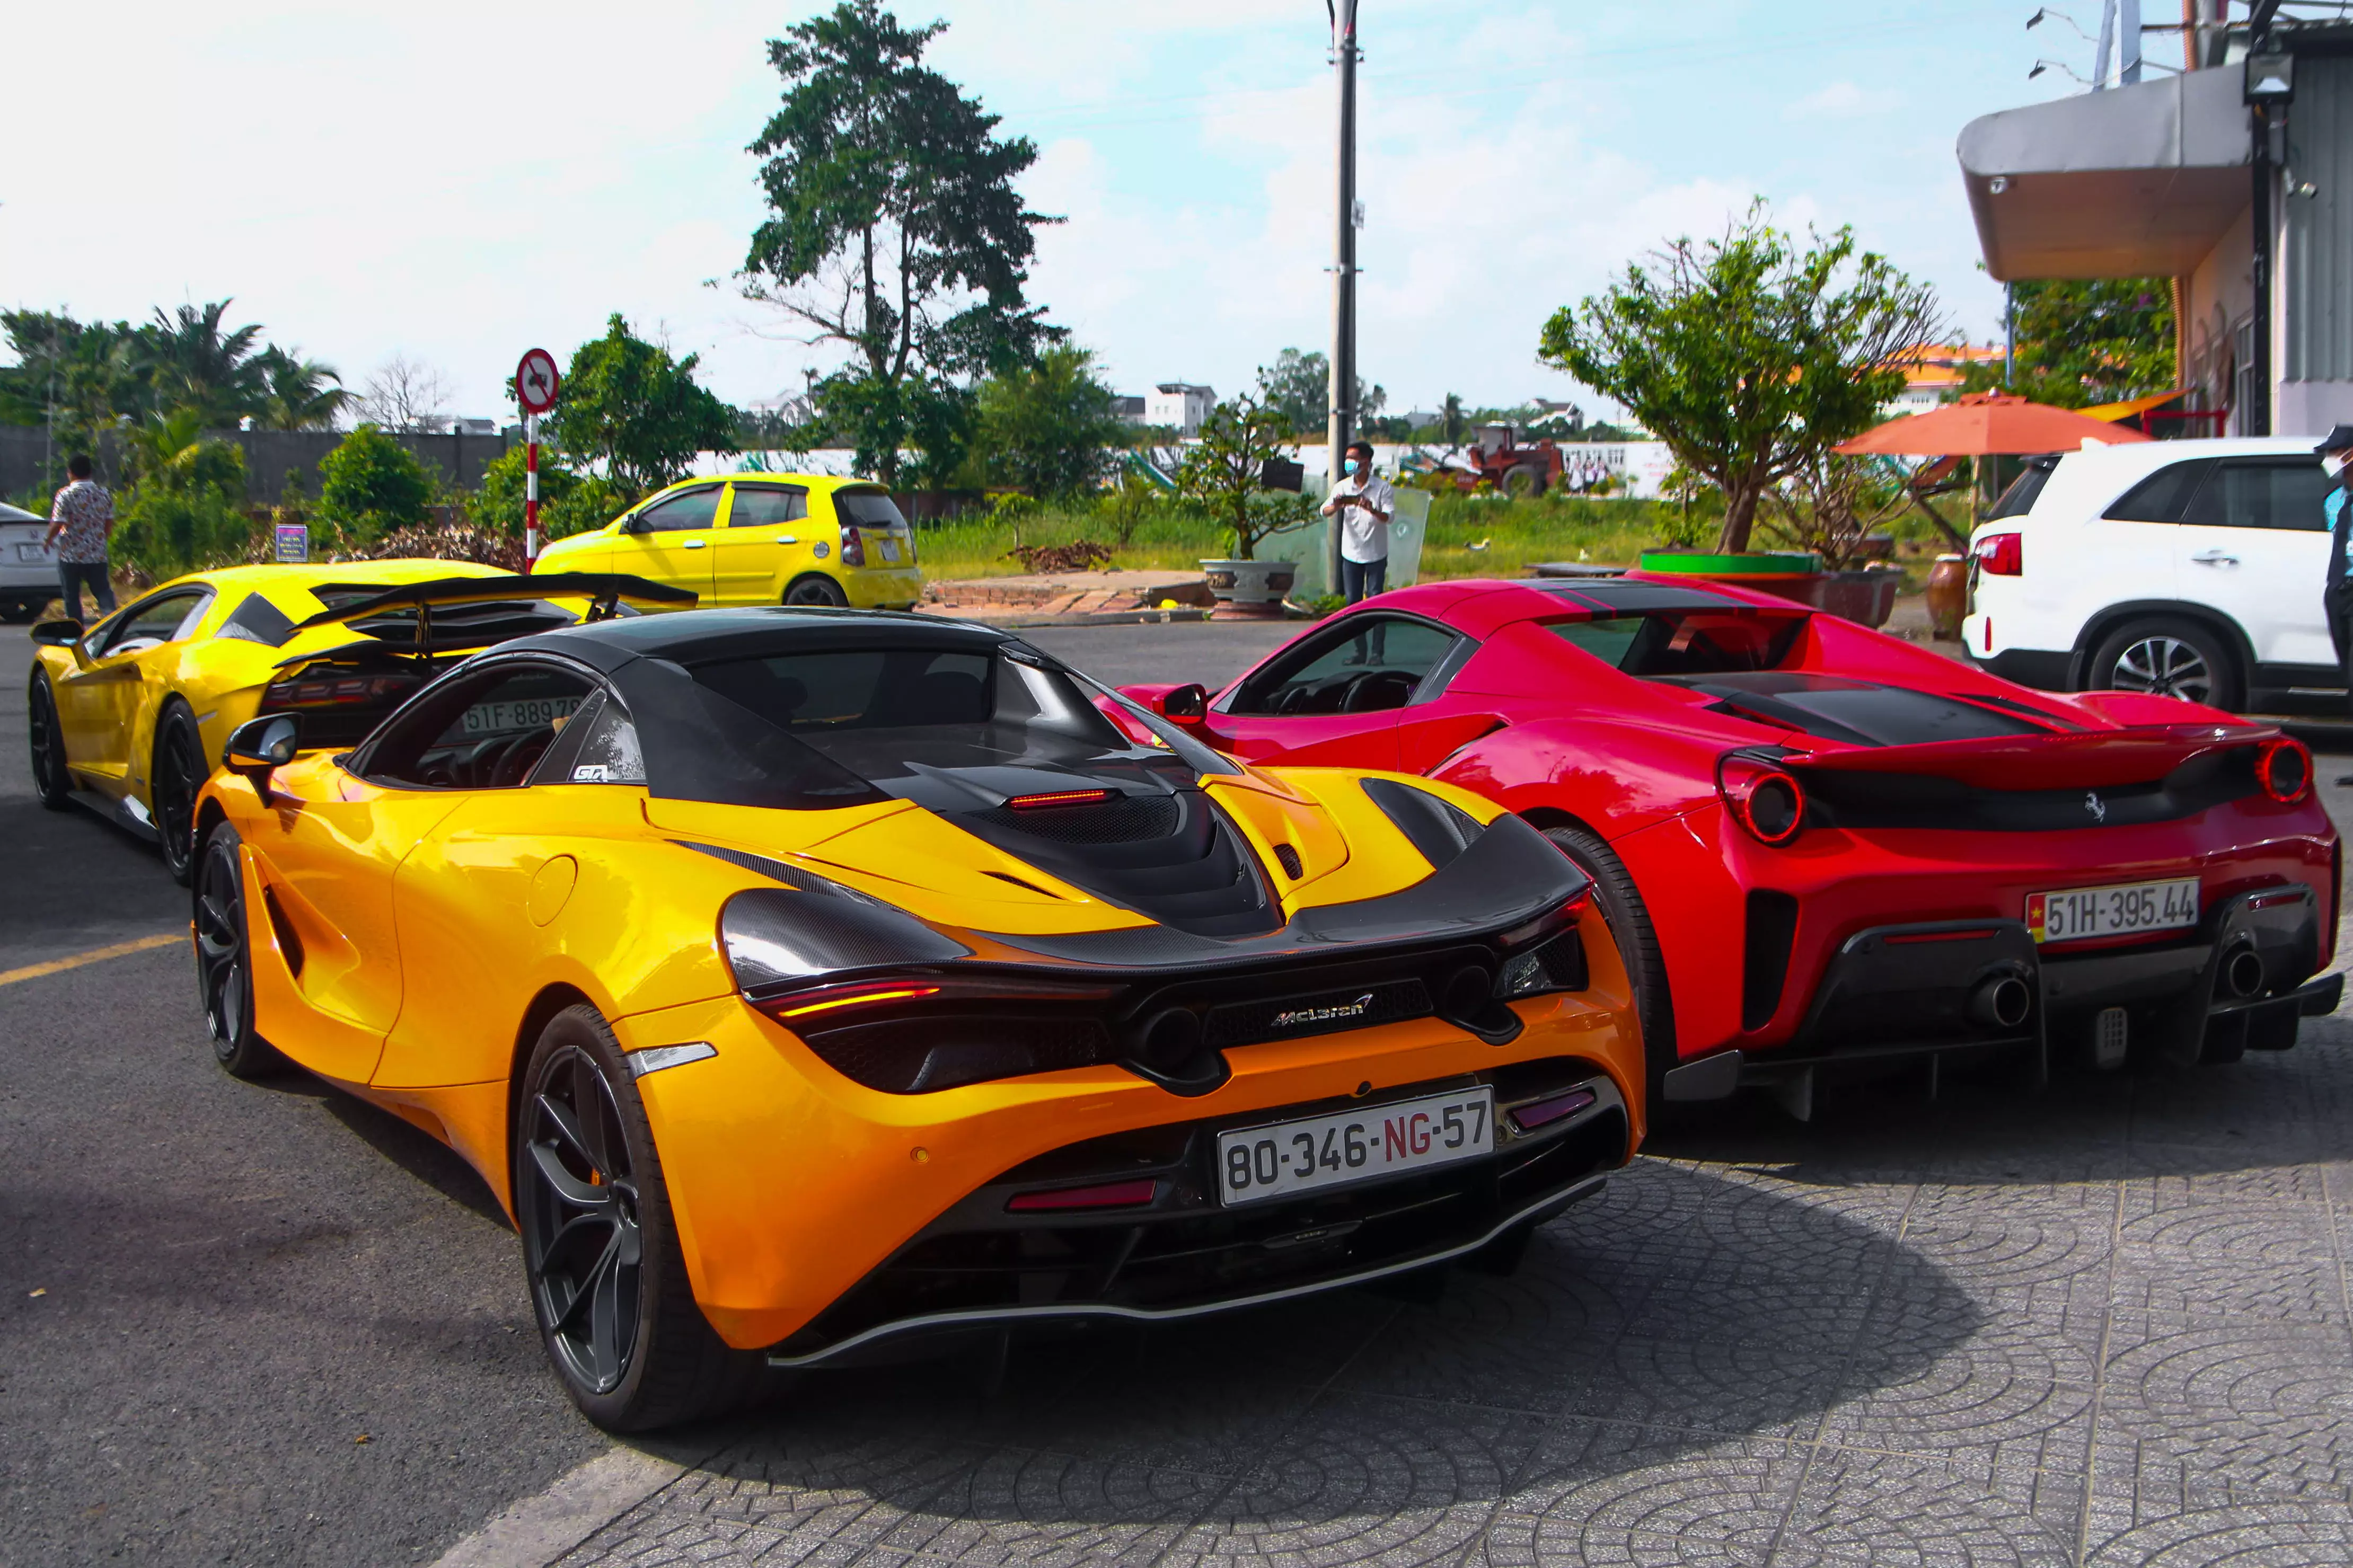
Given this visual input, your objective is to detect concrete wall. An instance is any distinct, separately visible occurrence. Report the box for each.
[2280,53,2353,435]
[0,427,514,506]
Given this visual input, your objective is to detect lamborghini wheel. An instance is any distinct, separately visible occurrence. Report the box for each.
[195,821,286,1079]
[155,704,205,885]
[516,1005,761,1431]
[27,670,72,811]
[1542,824,1676,1103]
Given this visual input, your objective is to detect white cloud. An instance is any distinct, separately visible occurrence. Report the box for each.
[1786,80,1908,119]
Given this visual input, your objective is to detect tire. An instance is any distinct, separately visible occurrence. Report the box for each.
[1502,465,1546,501]
[515,1005,763,1431]
[194,820,288,1079]
[27,669,73,811]
[783,574,849,608]
[0,599,39,624]
[2086,617,2243,711]
[154,703,206,885]
[1542,824,1677,1104]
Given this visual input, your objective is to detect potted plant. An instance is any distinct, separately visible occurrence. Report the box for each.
[1177,396,1309,614]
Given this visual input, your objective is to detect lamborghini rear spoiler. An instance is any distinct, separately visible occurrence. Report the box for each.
[1773,721,2281,791]
[289,572,695,632]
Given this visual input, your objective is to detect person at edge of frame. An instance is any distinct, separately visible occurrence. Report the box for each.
[2320,424,2353,715]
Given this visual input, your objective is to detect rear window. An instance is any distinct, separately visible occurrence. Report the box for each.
[835,489,908,528]
[1986,457,2056,520]
[1550,611,1805,677]
[2104,460,2214,522]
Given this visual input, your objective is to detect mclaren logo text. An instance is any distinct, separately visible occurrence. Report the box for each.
[1273,993,1377,1030]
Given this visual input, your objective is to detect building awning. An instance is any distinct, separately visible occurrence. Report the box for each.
[2081,388,2189,421]
[1959,67,2250,280]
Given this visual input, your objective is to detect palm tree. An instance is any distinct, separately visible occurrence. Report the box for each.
[253,347,354,430]
[140,300,268,424]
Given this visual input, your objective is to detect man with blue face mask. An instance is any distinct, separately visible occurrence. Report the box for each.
[1319,440,1395,605]
[2320,424,2353,712]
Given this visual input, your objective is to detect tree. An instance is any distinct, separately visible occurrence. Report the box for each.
[316,424,434,544]
[973,346,1126,498]
[741,0,1061,485]
[142,301,268,425]
[356,353,454,433]
[473,446,630,542]
[1960,278,2173,407]
[547,314,739,500]
[1254,348,1385,438]
[1540,203,1942,554]
[253,347,354,430]
[1175,396,1311,561]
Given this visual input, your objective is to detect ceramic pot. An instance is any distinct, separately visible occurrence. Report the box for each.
[1925,554,1968,640]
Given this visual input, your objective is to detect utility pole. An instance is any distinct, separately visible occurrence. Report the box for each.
[1325,0,1360,592]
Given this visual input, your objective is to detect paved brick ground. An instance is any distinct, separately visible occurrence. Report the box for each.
[550,1028,2353,1568]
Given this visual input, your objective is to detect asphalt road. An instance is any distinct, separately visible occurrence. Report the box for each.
[6,616,2353,1567]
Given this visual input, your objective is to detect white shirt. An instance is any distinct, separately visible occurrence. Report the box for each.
[1329,472,1396,563]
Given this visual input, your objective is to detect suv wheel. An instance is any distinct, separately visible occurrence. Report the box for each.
[2087,617,2242,711]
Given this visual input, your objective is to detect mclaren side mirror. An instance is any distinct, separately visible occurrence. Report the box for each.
[30,617,83,648]
[1162,683,1209,722]
[223,713,301,790]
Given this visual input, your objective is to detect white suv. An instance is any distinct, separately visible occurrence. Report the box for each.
[1963,436,2339,712]
[1,501,58,623]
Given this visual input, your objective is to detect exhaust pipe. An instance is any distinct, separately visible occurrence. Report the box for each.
[1968,974,2032,1031]
[2223,947,2267,999]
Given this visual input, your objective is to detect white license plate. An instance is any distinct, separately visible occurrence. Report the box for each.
[1217,1087,1493,1207]
[460,695,581,736]
[15,542,45,561]
[878,538,901,563]
[2027,877,2199,943]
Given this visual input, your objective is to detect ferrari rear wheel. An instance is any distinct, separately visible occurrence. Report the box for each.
[516,1005,762,1431]
[154,704,205,885]
[27,670,72,811]
[195,821,286,1079]
[1541,825,1677,1104]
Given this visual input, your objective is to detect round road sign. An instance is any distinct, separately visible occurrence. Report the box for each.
[515,348,562,414]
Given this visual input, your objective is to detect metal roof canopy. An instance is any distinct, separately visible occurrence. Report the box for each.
[1959,66,2250,281]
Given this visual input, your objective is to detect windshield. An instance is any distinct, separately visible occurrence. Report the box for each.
[835,489,908,528]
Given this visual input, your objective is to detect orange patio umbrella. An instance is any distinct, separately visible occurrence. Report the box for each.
[1835,391,2153,457]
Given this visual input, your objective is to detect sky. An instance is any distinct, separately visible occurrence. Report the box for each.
[1,1,2122,424]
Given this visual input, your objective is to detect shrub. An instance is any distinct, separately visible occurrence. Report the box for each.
[317,424,434,544]
[471,446,629,542]
[110,482,258,583]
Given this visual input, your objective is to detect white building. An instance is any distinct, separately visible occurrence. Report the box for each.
[1146,383,1217,437]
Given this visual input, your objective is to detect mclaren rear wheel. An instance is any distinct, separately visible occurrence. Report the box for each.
[783,574,849,608]
[154,703,205,885]
[195,821,286,1079]
[27,669,72,811]
[516,1005,764,1431]
[1541,824,1676,1105]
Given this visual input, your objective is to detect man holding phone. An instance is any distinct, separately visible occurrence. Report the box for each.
[1320,440,1394,605]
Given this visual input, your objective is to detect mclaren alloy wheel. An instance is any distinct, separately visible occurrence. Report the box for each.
[27,670,72,811]
[155,704,205,884]
[195,821,284,1078]
[516,1005,761,1431]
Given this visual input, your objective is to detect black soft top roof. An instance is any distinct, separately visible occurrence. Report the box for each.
[508,606,1014,675]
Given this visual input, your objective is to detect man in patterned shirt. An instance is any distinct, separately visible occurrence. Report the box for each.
[46,454,116,620]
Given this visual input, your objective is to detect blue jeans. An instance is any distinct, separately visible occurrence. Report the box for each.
[59,561,114,621]
[1341,556,1387,605]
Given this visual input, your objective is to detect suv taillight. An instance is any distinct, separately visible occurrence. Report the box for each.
[1972,531,2023,576]
[840,525,867,568]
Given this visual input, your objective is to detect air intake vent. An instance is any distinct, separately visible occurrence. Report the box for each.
[1273,843,1303,879]
[1742,890,1800,1031]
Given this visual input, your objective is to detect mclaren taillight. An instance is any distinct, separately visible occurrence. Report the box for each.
[1718,756,1806,846]
[261,672,415,710]
[840,525,867,568]
[1006,788,1114,809]
[1972,531,2023,577]
[2256,737,2313,804]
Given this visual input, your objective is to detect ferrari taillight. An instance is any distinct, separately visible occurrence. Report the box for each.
[1718,755,1807,846]
[2256,737,2313,803]
[840,525,867,568]
[1972,531,2023,576]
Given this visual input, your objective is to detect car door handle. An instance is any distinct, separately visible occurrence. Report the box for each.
[2188,549,2237,565]
[682,538,708,549]
[774,536,798,545]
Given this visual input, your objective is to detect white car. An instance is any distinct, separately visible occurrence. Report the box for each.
[1,501,58,623]
[1963,437,2340,712]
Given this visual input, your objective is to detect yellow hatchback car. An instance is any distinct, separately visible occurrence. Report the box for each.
[533,473,924,609]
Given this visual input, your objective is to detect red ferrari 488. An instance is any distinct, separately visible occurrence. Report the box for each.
[1123,575,2340,1115]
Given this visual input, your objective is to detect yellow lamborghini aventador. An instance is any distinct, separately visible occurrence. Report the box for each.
[191,603,1646,1430]
[25,563,691,882]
